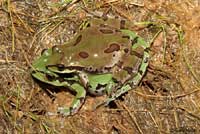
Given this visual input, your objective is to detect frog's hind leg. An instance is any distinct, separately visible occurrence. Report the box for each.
[104,52,149,105]
[58,83,86,116]
[99,46,149,107]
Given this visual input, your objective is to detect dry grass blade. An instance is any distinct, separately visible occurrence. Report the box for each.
[177,27,200,84]
[120,102,144,134]
[7,0,15,52]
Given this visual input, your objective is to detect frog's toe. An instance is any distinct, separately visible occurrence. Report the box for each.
[58,107,71,116]
[57,97,85,116]
[57,83,86,116]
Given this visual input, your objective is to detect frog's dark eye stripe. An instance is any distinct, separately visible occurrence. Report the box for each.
[131,50,143,58]
[79,51,89,59]
[73,35,82,46]
[104,43,120,53]
[120,20,126,29]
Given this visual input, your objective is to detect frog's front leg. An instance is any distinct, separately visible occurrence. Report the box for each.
[58,83,86,116]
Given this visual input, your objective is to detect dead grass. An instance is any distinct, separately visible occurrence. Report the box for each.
[0,0,200,133]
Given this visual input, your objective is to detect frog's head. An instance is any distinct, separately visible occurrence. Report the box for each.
[31,48,56,82]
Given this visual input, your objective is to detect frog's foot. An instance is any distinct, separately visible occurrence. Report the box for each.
[58,83,86,116]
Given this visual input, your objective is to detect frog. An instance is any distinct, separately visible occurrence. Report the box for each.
[31,17,150,116]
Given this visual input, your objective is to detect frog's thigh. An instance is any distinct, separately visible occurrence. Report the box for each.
[106,50,149,104]
[105,67,140,104]
[58,83,86,116]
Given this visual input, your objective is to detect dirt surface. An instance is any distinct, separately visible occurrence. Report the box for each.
[0,0,200,133]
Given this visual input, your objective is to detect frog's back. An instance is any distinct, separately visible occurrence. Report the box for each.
[47,23,132,73]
